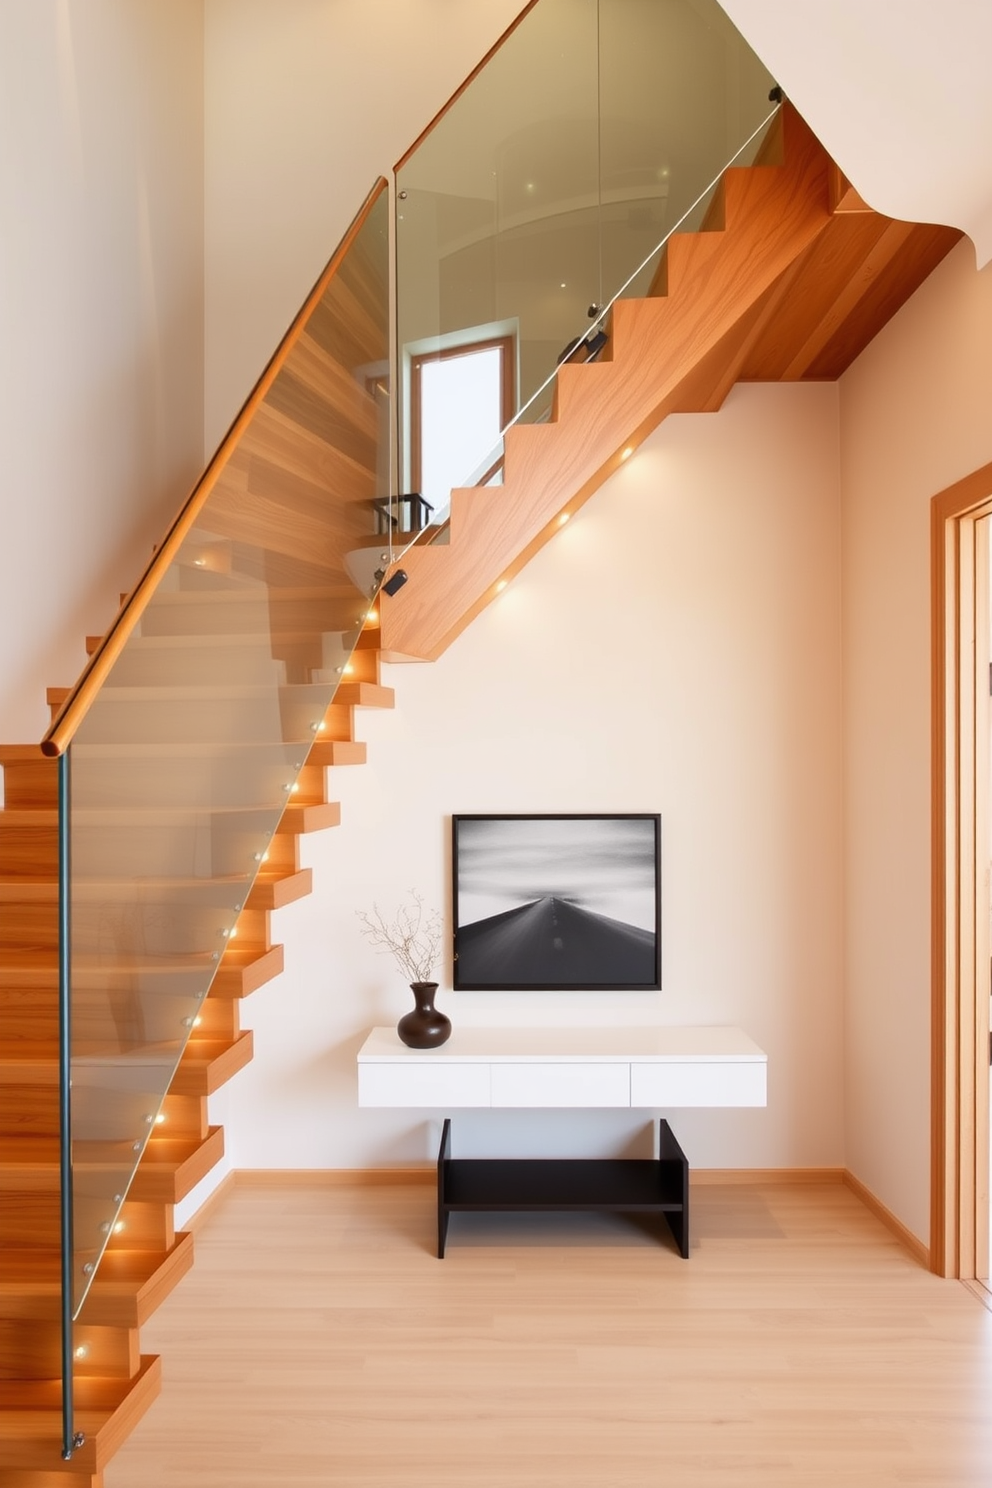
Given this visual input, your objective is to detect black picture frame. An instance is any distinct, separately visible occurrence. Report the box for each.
[452,814,661,991]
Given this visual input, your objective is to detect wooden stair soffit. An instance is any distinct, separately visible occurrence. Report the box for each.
[378,105,961,663]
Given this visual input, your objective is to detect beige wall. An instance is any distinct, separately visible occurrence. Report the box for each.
[0,0,205,742]
[840,239,992,1243]
[206,380,845,1185]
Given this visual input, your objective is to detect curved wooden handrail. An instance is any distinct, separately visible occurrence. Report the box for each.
[41,177,389,758]
[393,1,540,173]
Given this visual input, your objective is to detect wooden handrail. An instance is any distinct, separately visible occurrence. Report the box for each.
[393,1,541,173]
[41,178,389,758]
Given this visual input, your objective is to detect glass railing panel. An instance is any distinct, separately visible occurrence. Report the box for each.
[395,0,774,532]
[66,184,390,1315]
[395,0,601,522]
[597,0,775,309]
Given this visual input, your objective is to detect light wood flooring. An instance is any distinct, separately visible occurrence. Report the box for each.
[104,1177,992,1488]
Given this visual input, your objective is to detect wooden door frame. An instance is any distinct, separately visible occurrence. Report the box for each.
[931,459,992,1276]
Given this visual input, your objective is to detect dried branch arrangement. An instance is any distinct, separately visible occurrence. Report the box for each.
[356,890,443,983]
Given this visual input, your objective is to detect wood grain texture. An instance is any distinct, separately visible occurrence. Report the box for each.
[381,106,834,660]
[381,109,959,663]
[929,461,992,1278]
[102,1178,992,1488]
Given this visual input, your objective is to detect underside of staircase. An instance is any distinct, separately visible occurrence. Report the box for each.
[378,106,960,662]
[0,104,962,1486]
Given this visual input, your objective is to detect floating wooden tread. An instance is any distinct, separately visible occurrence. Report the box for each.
[211,942,284,998]
[127,1126,224,1205]
[0,1127,223,1207]
[0,1353,161,1473]
[49,681,341,706]
[332,680,393,708]
[247,866,313,910]
[306,739,366,767]
[170,1031,253,1096]
[280,799,341,833]
[0,1233,193,1329]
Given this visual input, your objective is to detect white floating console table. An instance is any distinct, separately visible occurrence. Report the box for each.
[357,1026,767,1257]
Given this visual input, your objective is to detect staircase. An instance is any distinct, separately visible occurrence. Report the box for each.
[0,634,393,1486]
[0,87,962,1488]
[380,105,959,661]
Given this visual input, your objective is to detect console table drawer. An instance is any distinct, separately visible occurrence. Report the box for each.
[358,1061,489,1108]
[490,1062,629,1108]
[630,1060,766,1108]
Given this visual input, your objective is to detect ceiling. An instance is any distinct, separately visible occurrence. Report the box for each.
[719,0,992,268]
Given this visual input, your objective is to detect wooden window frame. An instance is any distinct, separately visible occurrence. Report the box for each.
[409,334,516,502]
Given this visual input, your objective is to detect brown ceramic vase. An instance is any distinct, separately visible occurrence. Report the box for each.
[397,982,452,1049]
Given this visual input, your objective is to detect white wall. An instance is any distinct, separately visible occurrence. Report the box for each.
[220,381,845,1176]
[0,0,205,742]
[203,0,526,454]
[840,239,992,1243]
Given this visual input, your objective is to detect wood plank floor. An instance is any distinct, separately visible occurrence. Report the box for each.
[104,1178,992,1488]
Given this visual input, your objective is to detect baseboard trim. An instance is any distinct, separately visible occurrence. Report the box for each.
[183,1171,236,1233]
[690,1167,845,1186]
[233,1167,435,1188]
[961,1278,992,1313]
[202,1165,928,1269]
[842,1170,930,1268]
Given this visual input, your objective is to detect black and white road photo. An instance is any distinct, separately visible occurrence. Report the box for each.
[453,815,660,989]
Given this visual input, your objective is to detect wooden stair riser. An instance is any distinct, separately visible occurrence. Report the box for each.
[0,1082,58,1138]
[0,988,56,1043]
[0,817,57,877]
[0,1320,139,1382]
[0,1192,62,1248]
[0,752,58,810]
[0,904,57,953]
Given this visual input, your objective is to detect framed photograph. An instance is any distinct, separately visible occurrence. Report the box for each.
[452,814,661,991]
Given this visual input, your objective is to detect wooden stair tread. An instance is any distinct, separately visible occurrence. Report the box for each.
[0,944,275,975]
[332,680,393,707]
[48,681,340,704]
[69,738,355,758]
[248,866,313,910]
[211,942,284,997]
[0,1234,191,1293]
[0,1354,161,1473]
[0,800,338,825]
[0,1129,209,1171]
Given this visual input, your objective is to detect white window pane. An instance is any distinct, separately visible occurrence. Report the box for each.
[420,346,504,519]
